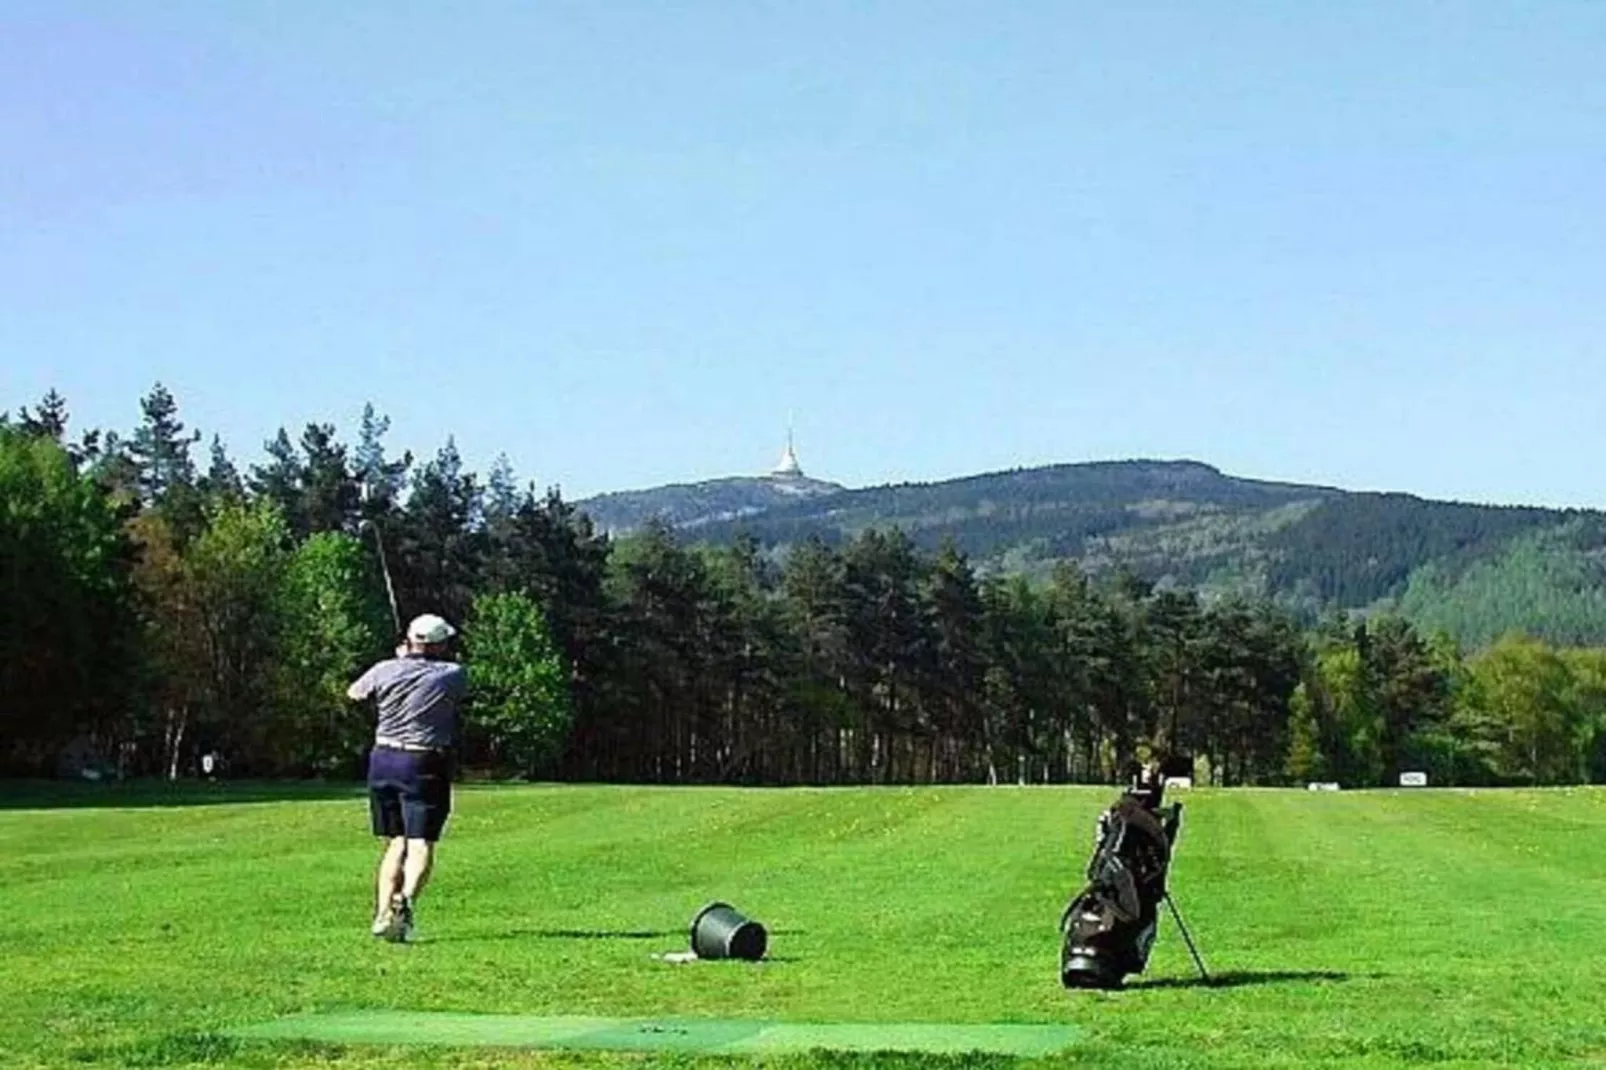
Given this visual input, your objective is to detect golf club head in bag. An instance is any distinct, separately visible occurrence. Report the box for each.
[1060,758,1187,990]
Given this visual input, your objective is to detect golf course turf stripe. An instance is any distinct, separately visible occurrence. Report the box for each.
[230,1011,1082,1054]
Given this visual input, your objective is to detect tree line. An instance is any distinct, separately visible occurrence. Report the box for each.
[5,385,1605,787]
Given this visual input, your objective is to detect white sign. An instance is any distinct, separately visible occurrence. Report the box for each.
[1166,777,1193,790]
[1399,771,1428,787]
[1307,782,1341,791]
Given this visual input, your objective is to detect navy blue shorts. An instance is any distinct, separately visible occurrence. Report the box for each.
[368,746,453,842]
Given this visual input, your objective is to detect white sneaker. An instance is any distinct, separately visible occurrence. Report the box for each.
[371,907,393,938]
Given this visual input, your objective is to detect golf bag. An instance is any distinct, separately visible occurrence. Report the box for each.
[1060,763,1184,989]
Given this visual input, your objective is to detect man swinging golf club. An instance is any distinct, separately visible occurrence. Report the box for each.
[347,612,466,942]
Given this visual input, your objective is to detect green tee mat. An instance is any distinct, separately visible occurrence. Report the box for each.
[230,1011,1083,1055]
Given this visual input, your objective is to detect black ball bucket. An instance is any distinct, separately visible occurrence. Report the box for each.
[690,902,767,961]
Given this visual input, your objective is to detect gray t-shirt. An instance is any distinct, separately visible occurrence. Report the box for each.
[350,655,467,750]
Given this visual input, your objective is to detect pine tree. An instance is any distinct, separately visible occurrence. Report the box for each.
[398,438,485,627]
[1046,564,1103,780]
[982,576,1059,784]
[250,428,305,534]
[128,383,201,508]
[127,383,204,539]
[199,436,245,503]
[17,389,70,441]
[605,520,713,781]
[781,535,853,782]
[923,542,987,780]
[353,404,410,521]
[299,422,358,534]
[485,454,520,523]
[1144,587,1204,757]
[15,390,104,470]
[85,430,141,507]
[700,534,794,782]
[528,491,614,778]
[841,529,931,782]
[479,454,526,595]
[1364,616,1450,783]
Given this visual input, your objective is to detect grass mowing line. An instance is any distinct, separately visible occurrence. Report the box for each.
[228,1011,1083,1055]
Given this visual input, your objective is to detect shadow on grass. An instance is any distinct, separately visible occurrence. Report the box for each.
[422,928,679,944]
[422,929,803,961]
[536,928,683,941]
[0,778,367,811]
[1127,969,1361,990]
[429,926,807,943]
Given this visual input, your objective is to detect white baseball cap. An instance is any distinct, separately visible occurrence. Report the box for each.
[407,613,456,644]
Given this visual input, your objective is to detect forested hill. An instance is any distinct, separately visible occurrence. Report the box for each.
[579,474,844,532]
[582,459,1606,643]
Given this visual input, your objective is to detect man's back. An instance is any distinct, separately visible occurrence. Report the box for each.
[350,656,466,750]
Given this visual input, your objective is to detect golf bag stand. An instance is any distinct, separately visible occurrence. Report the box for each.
[1060,760,1186,990]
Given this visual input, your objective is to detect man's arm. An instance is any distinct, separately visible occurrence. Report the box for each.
[347,664,380,702]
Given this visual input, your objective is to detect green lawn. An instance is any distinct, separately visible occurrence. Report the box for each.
[3,781,1606,1069]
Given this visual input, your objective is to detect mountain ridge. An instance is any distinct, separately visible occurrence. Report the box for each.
[579,473,846,533]
[576,458,1606,645]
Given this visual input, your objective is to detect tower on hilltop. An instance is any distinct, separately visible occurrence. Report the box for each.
[772,423,804,479]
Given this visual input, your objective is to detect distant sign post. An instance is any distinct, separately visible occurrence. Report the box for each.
[1399,771,1428,787]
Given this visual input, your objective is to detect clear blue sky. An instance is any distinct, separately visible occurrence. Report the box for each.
[5,2,1603,505]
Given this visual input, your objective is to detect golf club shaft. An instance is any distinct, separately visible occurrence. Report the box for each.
[363,521,402,635]
[1163,893,1210,983]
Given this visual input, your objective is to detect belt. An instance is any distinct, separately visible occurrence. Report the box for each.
[375,738,448,754]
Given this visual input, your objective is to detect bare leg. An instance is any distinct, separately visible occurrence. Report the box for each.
[401,838,435,901]
[375,837,406,917]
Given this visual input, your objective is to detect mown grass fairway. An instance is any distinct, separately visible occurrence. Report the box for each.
[3,783,1606,1069]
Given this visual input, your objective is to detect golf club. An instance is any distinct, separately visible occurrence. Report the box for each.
[359,517,402,637]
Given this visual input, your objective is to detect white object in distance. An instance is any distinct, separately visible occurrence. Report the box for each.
[1399,771,1428,787]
